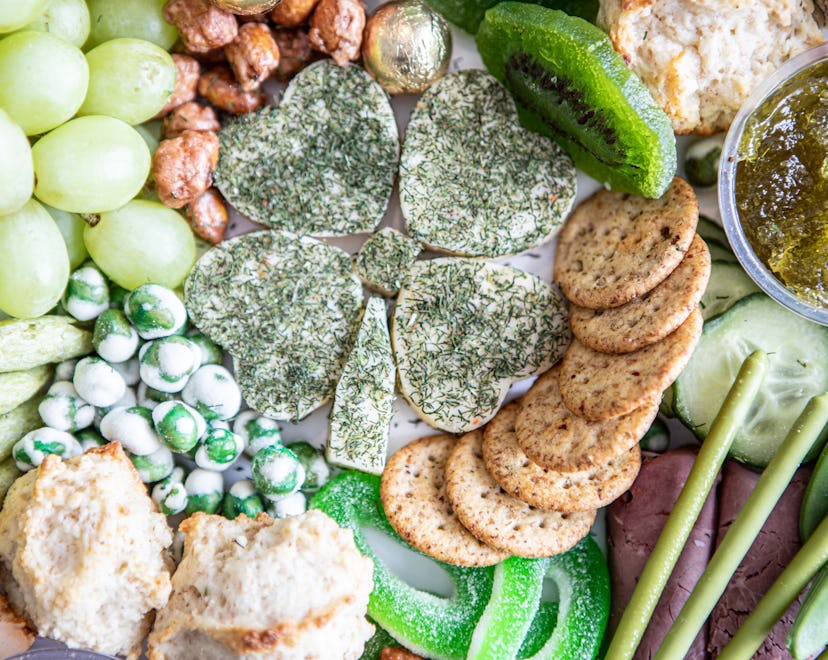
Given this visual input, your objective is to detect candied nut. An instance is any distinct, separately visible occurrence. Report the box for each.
[380,648,424,660]
[188,46,228,65]
[163,0,238,53]
[185,188,229,244]
[162,102,221,139]
[152,130,220,209]
[272,28,315,80]
[237,12,268,22]
[224,22,280,92]
[269,0,320,27]
[198,65,265,114]
[308,0,365,66]
[156,54,201,118]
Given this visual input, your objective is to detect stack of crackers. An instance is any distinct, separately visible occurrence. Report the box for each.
[379,177,710,566]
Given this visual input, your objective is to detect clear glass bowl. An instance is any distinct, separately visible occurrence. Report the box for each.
[718,42,828,326]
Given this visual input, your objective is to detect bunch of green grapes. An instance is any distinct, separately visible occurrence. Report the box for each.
[0,0,196,318]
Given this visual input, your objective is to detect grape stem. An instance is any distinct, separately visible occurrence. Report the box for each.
[80,213,101,227]
[604,350,769,660]
[654,392,828,659]
[717,511,828,660]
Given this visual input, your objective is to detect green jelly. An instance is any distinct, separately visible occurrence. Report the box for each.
[425,0,597,34]
[477,3,676,199]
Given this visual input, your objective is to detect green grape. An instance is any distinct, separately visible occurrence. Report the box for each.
[135,120,163,156]
[84,200,197,290]
[85,0,178,50]
[0,30,88,136]
[0,109,33,215]
[32,116,150,213]
[40,203,89,269]
[0,0,49,33]
[0,199,70,318]
[80,38,175,125]
[23,0,90,48]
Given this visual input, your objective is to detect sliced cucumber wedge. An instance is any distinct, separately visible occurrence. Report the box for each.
[700,260,760,321]
[675,293,828,468]
[697,215,728,247]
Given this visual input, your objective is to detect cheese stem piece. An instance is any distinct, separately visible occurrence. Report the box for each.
[605,350,768,660]
[655,392,828,659]
[717,513,828,660]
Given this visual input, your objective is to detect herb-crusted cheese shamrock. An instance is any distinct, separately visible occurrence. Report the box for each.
[392,258,570,433]
[327,297,395,475]
[399,69,577,258]
[214,60,399,236]
[185,231,364,421]
[354,228,422,297]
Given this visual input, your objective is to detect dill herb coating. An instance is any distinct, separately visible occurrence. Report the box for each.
[214,60,399,236]
[184,230,364,421]
[391,258,570,433]
[354,227,422,297]
[400,69,577,258]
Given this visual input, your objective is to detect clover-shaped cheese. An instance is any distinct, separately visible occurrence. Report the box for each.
[214,60,399,236]
[391,258,570,433]
[184,230,364,421]
[400,69,577,258]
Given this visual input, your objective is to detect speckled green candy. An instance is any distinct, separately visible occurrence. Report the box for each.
[311,471,494,659]
[400,70,576,258]
[214,61,399,236]
[476,3,676,199]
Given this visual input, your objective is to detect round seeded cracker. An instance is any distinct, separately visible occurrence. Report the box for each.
[482,402,641,513]
[380,434,508,567]
[553,177,698,309]
[559,307,704,421]
[516,365,659,472]
[214,60,399,236]
[569,233,711,353]
[400,69,577,258]
[445,430,595,557]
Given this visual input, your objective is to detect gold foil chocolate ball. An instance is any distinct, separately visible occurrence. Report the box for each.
[362,0,452,95]
[211,0,281,14]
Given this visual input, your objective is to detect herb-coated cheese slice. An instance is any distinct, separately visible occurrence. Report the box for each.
[400,69,577,258]
[184,230,364,421]
[392,258,570,433]
[214,60,399,236]
[354,227,422,297]
[327,297,395,474]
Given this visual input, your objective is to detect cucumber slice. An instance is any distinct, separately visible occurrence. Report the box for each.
[787,564,828,659]
[800,440,828,540]
[699,260,760,321]
[697,215,728,247]
[659,385,676,418]
[674,293,828,468]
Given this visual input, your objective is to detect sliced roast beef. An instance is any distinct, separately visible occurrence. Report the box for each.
[708,461,812,658]
[607,447,718,660]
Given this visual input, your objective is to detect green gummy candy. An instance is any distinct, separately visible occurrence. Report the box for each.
[425,0,598,34]
[476,3,676,199]
[360,622,401,660]
[311,471,494,659]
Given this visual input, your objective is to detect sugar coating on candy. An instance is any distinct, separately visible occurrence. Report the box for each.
[310,471,496,659]
[214,60,399,236]
[400,69,576,258]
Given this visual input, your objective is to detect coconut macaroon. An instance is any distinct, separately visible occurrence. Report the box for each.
[0,443,173,659]
[148,510,375,659]
[597,0,824,134]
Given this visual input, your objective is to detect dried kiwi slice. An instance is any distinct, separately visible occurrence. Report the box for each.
[477,3,676,199]
[425,0,598,34]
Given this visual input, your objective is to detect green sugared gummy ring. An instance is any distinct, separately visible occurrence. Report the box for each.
[311,471,494,659]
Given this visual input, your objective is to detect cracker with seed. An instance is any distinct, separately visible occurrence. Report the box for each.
[553,177,698,309]
[400,70,577,258]
[380,434,508,567]
[516,365,658,472]
[559,307,703,421]
[445,430,595,557]
[569,233,710,353]
[482,402,641,513]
